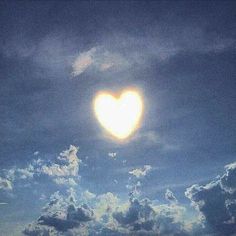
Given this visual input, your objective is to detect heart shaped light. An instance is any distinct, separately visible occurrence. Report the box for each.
[94,90,143,140]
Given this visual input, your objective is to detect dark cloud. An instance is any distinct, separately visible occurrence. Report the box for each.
[113,197,190,235]
[185,162,236,235]
[23,191,94,235]
[24,190,193,235]
[113,198,155,231]
[23,161,236,235]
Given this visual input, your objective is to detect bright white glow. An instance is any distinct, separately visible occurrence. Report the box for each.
[94,90,143,140]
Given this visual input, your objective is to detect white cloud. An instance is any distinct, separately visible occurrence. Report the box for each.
[100,62,114,71]
[95,192,120,220]
[129,165,152,178]
[41,145,79,178]
[165,189,178,204]
[108,152,117,159]
[0,145,80,191]
[72,47,96,76]
[54,177,78,187]
[0,177,12,191]
[82,190,96,201]
[40,145,80,186]
[71,47,129,77]
[17,165,35,179]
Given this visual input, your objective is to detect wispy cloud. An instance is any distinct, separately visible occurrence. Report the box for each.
[72,47,96,76]
[134,131,180,151]
[71,47,129,77]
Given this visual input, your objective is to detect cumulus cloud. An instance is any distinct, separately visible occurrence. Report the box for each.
[41,145,79,178]
[6,143,236,236]
[165,189,178,204]
[24,190,94,235]
[0,177,12,191]
[0,145,80,190]
[108,152,117,159]
[17,165,35,179]
[31,145,80,186]
[53,177,77,187]
[221,162,236,194]
[113,197,191,235]
[94,192,120,221]
[185,161,236,235]
[81,190,96,202]
[23,187,196,236]
[129,165,152,178]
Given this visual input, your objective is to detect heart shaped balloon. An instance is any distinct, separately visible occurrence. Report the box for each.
[94,90,143,140]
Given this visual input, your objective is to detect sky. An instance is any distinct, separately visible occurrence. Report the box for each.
[0,1,236,235]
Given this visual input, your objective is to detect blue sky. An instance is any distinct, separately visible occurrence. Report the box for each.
[0,1,236,235]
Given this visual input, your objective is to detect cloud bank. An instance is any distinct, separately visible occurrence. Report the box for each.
[185,162,236,235]
[1,145,236,235]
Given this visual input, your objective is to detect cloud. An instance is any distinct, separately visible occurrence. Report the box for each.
[221,162,236,194]
[0,145,80,190]
[81,190,96,202]
[0,202,8,205]
[71,48,96,76]
[129,165,152,178]
[24,190,94,235]
[108,152,117,159]
[31,145,80,186]
[94,192,120,221]
[6,144,235,236]
[165,189,178,204]
[33,151,39,156]
[185,161,236,235]
[0,177,12,191]
[41,145,79,178]
[71,47,129,77]
[24,189,195,236]
[53,177,77,187]
[17,165,35,179]
[112,197,191,235]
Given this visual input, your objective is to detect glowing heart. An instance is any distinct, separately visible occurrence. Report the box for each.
[94,90,143,140]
